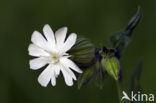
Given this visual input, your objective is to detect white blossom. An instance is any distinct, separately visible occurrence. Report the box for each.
[28,24,82,87]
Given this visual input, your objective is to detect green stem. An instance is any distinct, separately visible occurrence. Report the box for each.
[116,81,131,103]
[116,81,123,103]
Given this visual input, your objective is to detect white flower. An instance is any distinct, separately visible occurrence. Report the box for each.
[28,24,82,87]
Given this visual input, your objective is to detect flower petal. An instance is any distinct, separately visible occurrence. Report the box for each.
[61,33,77,53]
[50,64,62,86]
[43,24,59,53]
[29,57,48,70]
[51,73,56,86]
[55,27,67,47]
[43,24,55,44]
[60,66,73,86]
[61,64,76,80]
[54,65,60,77]
[38,64,53,87]
[31,31,47,50]
[60,57,82,73]
[28,44,50,57]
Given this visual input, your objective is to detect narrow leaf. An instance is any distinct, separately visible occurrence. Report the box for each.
[125,7,142,36]
[110,7,142,56]
[78,67,95,89]
[95,61,106,89]
[128,60,143,92]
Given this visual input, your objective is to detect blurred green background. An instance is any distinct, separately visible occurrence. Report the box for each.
[0,0,156,103]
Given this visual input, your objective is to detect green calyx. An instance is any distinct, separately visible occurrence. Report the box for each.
[101,49,120,81]
[68,36,95,65]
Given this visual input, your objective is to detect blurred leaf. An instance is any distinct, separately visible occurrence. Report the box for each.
[69,36,95,64]
[110,31,131,55]
[102,57,120,80]
[109,32,124,48]
[128,60,143,92]
[125,7,142,36]
[110,7,142,56]
[78,61,107,89]
[78,67,95,89]
[95,61,106,89]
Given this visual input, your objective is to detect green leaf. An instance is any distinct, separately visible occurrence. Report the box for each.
[102,57,120,80]
[110,7,142,55]
[69,36,95,64]
[78,67,95,89]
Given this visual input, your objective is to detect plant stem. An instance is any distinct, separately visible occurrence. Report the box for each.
[116,81,123,103]
[116,81,131,103]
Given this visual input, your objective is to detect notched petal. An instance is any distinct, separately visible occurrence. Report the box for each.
[29,57,48,70]
[55,27,67,46]
[38,65,53,87]
[61,67,74,86]
[43,24,56,45]
[61,33,77,53]
[60,57,83,73]
[28,44,50,57]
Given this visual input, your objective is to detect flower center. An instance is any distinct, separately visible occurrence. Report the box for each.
[50,54,59,64]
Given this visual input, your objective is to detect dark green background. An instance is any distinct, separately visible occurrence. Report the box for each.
[0,0,155,103]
